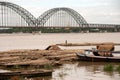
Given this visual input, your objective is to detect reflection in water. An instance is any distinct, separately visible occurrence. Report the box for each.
[52,62,120,80]
[0,62,120,80]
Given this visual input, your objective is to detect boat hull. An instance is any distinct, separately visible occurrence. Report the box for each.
[76,53,120,62]
[0,70,52,79]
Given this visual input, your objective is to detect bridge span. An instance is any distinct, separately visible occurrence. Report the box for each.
[0,1,120,32]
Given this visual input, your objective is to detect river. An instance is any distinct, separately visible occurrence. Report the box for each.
[0,33,120,80]
[0,33,120,51]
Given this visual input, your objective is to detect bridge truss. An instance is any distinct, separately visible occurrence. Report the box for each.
[37,7,87,27]
[0,1,36,27]
[0,1,120,30]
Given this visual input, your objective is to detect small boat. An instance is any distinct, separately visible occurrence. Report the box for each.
[0,70,52,79]
[76,50,120,62]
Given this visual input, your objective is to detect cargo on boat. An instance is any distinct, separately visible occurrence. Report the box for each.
[76,45,120,62]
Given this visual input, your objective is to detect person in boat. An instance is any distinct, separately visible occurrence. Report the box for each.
[92,44,114,57]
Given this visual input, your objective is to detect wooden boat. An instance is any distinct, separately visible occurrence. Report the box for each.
[0,70,52,78]
[20,70,52,77]
[76,50,120,62]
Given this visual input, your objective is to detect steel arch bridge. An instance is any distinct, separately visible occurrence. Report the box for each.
[0,1,36,27]
[0,1,120,31]
[37,7,87,27]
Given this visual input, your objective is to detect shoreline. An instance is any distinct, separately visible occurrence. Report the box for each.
[0,32,120,35]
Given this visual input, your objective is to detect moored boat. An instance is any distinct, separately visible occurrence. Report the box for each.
[0,69,52,79]
[76,52,120,62]
[76,44,120,62]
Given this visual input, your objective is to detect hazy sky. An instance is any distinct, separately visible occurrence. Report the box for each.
[0,0,120,24]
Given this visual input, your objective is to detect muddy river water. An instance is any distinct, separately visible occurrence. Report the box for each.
[0,33,120,80]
